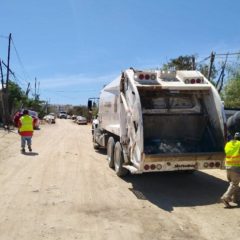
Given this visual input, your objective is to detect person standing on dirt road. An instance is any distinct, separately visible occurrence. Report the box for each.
[221,132,240,207]
[18,109,34,153]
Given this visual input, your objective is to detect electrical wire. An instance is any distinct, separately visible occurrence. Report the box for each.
[11,37,33,84]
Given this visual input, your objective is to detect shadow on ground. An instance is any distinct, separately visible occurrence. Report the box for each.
[95,148,107,155]
[22,152,39,156]
[123,171,228,212]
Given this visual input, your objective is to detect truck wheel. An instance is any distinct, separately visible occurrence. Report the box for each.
[93,143,100,149]
[114,142,128,177]
[107,137,115,168]
[93,135,100,149]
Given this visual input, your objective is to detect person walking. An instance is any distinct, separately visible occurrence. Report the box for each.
[221,132,240,207]
[18,109,34,153]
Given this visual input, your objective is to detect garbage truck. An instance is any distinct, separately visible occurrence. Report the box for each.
[90,68,227,176]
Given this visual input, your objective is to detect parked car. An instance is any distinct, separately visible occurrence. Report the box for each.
[28,110,40,129]
[43,114,56,124]
[58,111,67,119]
[76,116,87,125]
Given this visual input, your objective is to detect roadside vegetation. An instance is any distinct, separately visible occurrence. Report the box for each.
[1,54,240,125]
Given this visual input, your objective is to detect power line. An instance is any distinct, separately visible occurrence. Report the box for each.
[197,51,240,64]
[11,37,32,83]
[215,52,240,56]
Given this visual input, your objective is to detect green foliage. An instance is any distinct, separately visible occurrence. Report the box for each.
[6,80,47,118]
[222,65,240,108]
[8,81,27,113]
[162,55,195,71]
[197,63,217,83]
[25,98,46,118]
[70,105,88,117]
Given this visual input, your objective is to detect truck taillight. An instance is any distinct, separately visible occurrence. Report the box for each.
[136,73,157,81]
[191,79,196,84]
[185,78,204,84]
[209,162,214,168]
[150,164,156,170]
[215,162,221,168]
[139,74,144,80]
[151,74,156,80]
[144,164,150,170]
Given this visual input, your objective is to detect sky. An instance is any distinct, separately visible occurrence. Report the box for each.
[0,0,239,105]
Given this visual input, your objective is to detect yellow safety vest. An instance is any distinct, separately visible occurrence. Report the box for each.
[19,115,33,132]
[224,140,240,167]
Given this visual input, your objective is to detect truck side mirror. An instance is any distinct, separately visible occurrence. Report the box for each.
[88,100,92,110]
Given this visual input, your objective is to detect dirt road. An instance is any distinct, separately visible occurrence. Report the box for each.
[0,120,239,240]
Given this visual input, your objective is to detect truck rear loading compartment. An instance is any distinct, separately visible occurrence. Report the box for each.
[143,113,223,154]
[140,88,224,156]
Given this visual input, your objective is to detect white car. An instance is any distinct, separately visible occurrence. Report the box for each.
[58,111,67,119]
[43,114,56,124]
[76,116,87,125]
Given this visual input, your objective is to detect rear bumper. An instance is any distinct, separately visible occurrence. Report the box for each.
[142,152,225,172]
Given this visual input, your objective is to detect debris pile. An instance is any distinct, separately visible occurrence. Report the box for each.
[144,139,199,154]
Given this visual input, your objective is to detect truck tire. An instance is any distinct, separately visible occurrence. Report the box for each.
[93,143,100,150]
[107,137,115,168]
[92,135,100,149]
[114,142,128,177]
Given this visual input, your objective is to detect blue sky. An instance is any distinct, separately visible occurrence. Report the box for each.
[0,0,239,105]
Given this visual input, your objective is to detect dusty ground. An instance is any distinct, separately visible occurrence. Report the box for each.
[0,119,239,240]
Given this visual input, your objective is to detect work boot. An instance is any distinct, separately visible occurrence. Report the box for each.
[28,146,32,152]
[221,198,232,208]
[21,148,25,153]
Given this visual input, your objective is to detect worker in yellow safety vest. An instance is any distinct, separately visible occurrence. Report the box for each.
[18,109,34,153]
[221,132,240,207]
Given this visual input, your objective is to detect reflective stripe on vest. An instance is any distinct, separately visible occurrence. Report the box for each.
[19,115,33,132]
[224,140,240,167]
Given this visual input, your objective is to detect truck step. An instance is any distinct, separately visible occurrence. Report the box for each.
[123,165,139,174]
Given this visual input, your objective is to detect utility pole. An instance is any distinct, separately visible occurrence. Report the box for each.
[37,81,40,100]
[1,33,12,128]
[34,77,37,100]
[6,33,11,90]
[25,83,30,96]
[208,51,215,81]
[2,60,15,77]
[192,55,196,70]
[0,60,4,89]
[0,59,6,125]
[216,53,229,93]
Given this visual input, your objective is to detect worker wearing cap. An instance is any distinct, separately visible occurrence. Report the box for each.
[18,109,34,153]
[221,132,240,207]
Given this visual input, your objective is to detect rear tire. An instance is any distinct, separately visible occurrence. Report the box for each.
[114,142,128,177]
[92,130,100,149]
[93,143,100,150]
[107,137,115,168]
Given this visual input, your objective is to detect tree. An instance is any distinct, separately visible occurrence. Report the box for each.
[222,60,240,108]
[70,105,88,117]
[8,81,27,114]
[162,55,218,83]
[197,63,217,85]
[162,55,195,71]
